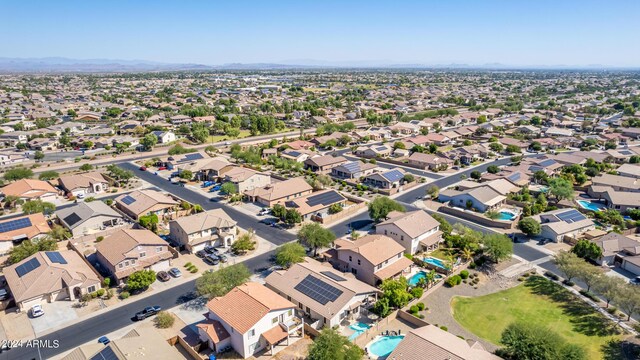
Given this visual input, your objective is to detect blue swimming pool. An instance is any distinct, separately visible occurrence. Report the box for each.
[368,335,405,357]
[348,322,371,341]
[408,270,443,286]
[423,257,447,269]
[497,211,517,221]
[577,200,606,212]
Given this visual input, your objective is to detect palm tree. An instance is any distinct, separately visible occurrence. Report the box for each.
[425,270,436,289]
[461,248,474,262]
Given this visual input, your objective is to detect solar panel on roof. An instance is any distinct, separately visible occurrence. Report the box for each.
[376,146,388,151]
[287,150,301,157]
[63,213,82,227]
[90,346,119,360]
[538,159,557,167]
[294,275,343,305]
[15,257,41,277]
[178,153,204,163]
[507,172,521,182]
[556,209,587,223]
[341,162,361,173]
[306,191,344,207]
[121,195,136,205]
[382,169,404,182]
[320,271,346,282]
[619,150,632,155]
[45,251,67,265]
[0,218,33,233]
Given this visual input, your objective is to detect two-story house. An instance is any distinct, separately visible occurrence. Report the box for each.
[169,209,237,253]
[95,228,172,283]
[197,282,302,358]
[222,167,271,193]
[376,210,442,254]
[328,234,413,286]
[244,177,313,207]
[114,189,178,220]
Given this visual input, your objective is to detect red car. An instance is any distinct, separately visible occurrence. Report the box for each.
[139,166,147,171]
[158,166,167,171]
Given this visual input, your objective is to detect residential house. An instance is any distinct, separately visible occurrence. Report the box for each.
[617,164,640,179]
[244,177,313,207]
[362,168,406,189]
[601,189,640,212]
[0,179,58,202]
[265,258,380,329]
[5,250,101,310]
[331,161,377,180]
[284,189,347,222]
[57,171,110,197]
[223,167,271,193]
[280,149,316,163]
[169,209,237,253]
[279,140,314,150]
[590,232,640,268]
[304,155,348,174]
[193,157,234,181]
[407,153,453,171]
[151,130,176,144]
[353,144,392,158]
[438,185,506,213]
[55,201,124,237]
[0,213,51,254]
[114,189,178,220]
[424,133,450,146]
[590,174,640,193]
[0,131,29,146]
[376,210,442,254]
[530,209,595,242]
[327,234,413,286]
[170,114,192,125]
[198,282,302,358]
[95,228,172,283]
[388,325,500,360]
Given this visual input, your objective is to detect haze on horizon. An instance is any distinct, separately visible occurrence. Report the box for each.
[3,0,639,68]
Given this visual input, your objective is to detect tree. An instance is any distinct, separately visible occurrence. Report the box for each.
[432,213,452,236]
[548,177,575,202]
[22,199,55,215]
[34,151,45,161]
[518,217,541,236]
[500,322,586,360]
[553,251,584,283]
[231,230,257,254]
[192,127,210,143]
[505,144,521,154]
[489,142,503,153]
[368,196,405,222]
[8,238,57,264]
[402,173,415,183]
[617,285,640,321]
[328,203,343,214]
[482,233,513,263]
[308,328,363,360]
[126,269,156,292]
[139,213,159,232]
[48,224,71,240]
[220,182,237,197]
[79,163,93,171]
[38,170,59,181]
[298,223,336,256]
[571,239,603,260]
[593,275,625,308]
[154,311,175,328]
[487,165,500,174]
[3,167,33,181]
[106,165,134,183]
[284,209,302,225]
[196,264,251,298]
[271,204,287,219]
[275,243,306,268]
[426,185,439,198]
[140,133,158,150]
[379,277,412,309]
[470,170,482,180]
[576,265,603,292]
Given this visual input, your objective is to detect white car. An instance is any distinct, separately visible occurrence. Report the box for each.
[31,304,44,318]
[76,193,85,199]
[258,208,272,216]
[224,141,232,146]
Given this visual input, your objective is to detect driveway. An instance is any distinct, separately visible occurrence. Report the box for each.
[29,301,79,335]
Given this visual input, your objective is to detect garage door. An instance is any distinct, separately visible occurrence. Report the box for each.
[21,295,48,311]
[191,243,207,253]
[150,259,170,272]
[623,261,640,276]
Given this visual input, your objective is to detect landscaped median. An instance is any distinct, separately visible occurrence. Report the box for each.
[451,275,626,359]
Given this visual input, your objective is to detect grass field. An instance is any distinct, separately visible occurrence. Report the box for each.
[451,276,623,359]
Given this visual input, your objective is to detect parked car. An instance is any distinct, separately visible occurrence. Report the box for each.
[258,208,272,216]
[157,271,170,282]
[195,250,206,258]
[158,166,167,171]
[168,268,182,277]
[139,166,147,171]
[0,288,9,301]
[202,181,215,187]
[631,276,640,285]
[204,254,220,265]
[209,185,222,192]
[135,306,162,320]
[31,304,44,318]
[98,336,110,345]
[204,245,219,255]
[76,193,85,199]
[224,141,232,145]
[218,254,228,263]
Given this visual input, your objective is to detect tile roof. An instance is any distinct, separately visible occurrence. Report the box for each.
[378,210,440,239]
[0,179,57,199]
[244,177,312,201]
[334,234,405,266]
[58,171,108,192]
[170,209,236,235]
[95,228,170,270]
[0,213,51,242]
[115,189,178,216]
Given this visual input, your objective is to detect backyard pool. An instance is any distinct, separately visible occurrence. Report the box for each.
[368,335,405,358]
[577,200,606,212]
[422,256,447,270]
[497,211,517,221]
[348,322,371,341]
[408,270,443,286]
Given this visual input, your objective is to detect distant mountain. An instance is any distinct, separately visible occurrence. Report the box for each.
[0,57,213,73]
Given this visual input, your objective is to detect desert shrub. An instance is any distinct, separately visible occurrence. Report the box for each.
[97,289,105,297]
[410,287,423,299]
[409,305,419,314]
[460,270,469,279]
[417,302,425,311]
[120,291,130,299]
[440,326,448,331]
[154,311,175,328]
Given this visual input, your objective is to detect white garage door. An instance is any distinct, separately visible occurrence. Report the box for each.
[623,261,640,276]
[191,242,207,253]
[21,295,48,311]
[150,259,170,272]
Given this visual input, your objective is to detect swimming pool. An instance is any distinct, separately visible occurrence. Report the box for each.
[577,200,606,212]
[497,211,517,221]
[422,257,447,269]
[408,271,443,286]
[347,322,371,341]
[368,335,405,358]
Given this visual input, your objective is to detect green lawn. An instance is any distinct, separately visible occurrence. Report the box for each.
[451,276,622,359]
[207,128,296,143]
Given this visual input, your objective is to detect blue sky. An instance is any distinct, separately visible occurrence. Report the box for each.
[3,0,639,67]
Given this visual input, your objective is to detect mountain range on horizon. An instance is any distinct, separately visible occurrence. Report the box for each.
[0,57,635,73]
